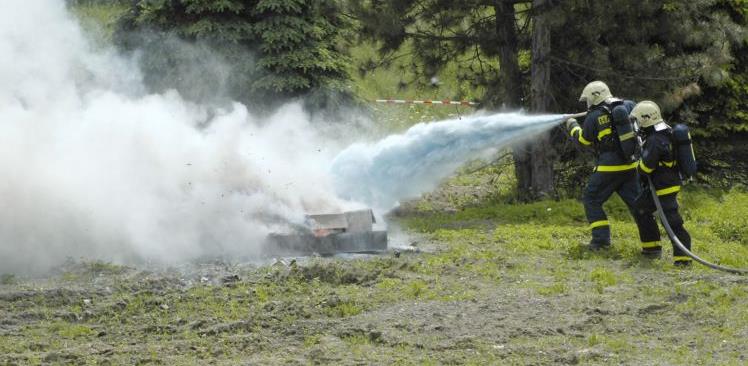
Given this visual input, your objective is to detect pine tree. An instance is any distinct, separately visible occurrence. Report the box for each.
[548,0,746,188]
[354,0,747,198]
[352,0,553,199]
[683,0,748,137]
[547,0,744,113]
[115,0,351,110]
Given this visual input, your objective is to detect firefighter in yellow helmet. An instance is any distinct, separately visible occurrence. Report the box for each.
[564,81,660,252]
[632,101,693,266]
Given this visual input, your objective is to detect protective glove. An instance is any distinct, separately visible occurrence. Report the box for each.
[564,118,579,131]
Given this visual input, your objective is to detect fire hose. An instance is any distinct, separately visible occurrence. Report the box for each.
[643,174,748,274]
[565,111,747,274]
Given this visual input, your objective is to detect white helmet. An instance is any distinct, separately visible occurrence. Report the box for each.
[630,101,664,128]
[579,81,612,109]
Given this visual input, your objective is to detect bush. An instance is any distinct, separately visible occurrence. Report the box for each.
[695,190,748,246]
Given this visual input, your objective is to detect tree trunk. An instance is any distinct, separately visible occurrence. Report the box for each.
[493,1,532,199]
[529,0,555,198]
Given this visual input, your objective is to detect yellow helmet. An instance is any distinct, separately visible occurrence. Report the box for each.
[579,81,612,108]
[630,101,664,128]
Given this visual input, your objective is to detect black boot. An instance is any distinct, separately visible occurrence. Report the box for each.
[673,256,692,267]
[587,239,611,251]
[641,243,662,259]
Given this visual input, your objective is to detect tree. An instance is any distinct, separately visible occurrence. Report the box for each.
[354,0,747,199]
[547,0,746,189]
[115,0,351,110]
[684,0,748,137]
[529,0,554,196]
[546,0,744,113]
[352,0,552,199]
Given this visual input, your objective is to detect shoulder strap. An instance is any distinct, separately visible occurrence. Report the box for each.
[595,98,624,116]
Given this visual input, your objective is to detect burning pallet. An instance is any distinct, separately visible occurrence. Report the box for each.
[266,209,387,256]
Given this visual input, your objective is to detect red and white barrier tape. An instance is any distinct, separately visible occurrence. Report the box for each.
[375,99,479,106]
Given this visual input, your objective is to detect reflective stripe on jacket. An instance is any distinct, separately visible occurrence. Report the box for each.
[639,128,682,195]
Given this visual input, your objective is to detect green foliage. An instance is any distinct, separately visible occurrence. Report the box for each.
[685,0,748,137]
[402,198,589,233]
[683,188,748,245]
[534,281,569,296]
[84,261,128,275]
[68,1,128,42]
[0,273,16,285]
[589,267,618,293]
[324,301,363,317]
[549,0,744,110]
[354,0,748,192]
[351,1,509,107]
[49,322,95,338]
[353,0,745,115]
[5,189,748,364]
[115,0,351,109]
[550,0,748,190]
[349,40,483,134]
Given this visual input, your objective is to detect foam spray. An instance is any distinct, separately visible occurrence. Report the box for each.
[331,112,565,209]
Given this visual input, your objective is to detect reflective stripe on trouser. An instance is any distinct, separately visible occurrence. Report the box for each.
[656,185,681,196]
[583,170,660,244]
[641,241,662,253]
[596,162,638,172]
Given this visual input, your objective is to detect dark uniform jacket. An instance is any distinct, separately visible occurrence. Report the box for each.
[638,125,682,196]
[570,100,637,171]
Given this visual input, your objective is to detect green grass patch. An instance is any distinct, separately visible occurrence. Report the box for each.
[0,273,16,285]
[49,322,95,339]
[325,301,364,318]
[534,281,569,296]
[588,267,617,293]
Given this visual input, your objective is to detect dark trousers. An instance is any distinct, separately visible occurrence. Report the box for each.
[636,191,692,257]
[583,170,660,245]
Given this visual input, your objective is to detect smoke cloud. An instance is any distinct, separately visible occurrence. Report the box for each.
[0,0,355,273]
[0,1,564,274]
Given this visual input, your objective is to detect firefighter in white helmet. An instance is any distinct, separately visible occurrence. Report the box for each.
[632,101,693,266]
[565,81,659,252]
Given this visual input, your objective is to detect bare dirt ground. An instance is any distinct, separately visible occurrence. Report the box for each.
[2,232,747,365]
[2,179,748,365]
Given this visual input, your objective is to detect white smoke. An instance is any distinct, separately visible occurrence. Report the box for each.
[0,0,356,273]
[0,1,568,274]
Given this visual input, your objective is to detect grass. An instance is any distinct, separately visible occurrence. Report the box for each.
[2,182,748,365]
[402,185,748,269]
[0,274,16,285]
[8,4,745,365]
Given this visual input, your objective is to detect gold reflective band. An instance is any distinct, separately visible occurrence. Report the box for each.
[656,186,681,196]
[673,256,692,262]
[659,160,676,168]
[579,135,592,146]
[618,131,635,141]
[596,162,638,172]
[589,220,610,229]
[638,160,654,173]
[597,128,612,141]
[570,126,592,146]
[641,242,661,249]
